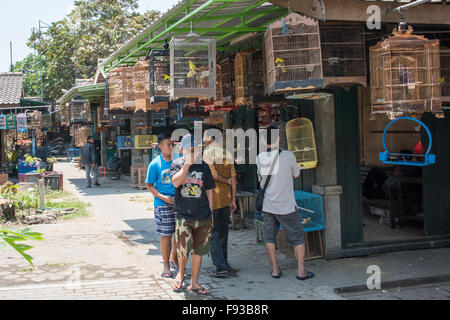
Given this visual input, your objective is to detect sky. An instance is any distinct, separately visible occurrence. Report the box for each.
[0,0,180,72]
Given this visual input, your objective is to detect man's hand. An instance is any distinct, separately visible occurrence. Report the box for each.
[230,199,237,214]
[163,196,174,205]
[227,178,233,186]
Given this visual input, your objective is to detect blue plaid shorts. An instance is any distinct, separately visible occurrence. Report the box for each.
[154,205,176,236]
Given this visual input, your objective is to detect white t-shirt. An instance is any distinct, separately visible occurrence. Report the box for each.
[256,149,300,215]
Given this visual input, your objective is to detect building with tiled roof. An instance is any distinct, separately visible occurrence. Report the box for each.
[0,72,24,108]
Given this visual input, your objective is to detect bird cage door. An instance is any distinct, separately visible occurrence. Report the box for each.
[264,13,324,95]
[170,36,216,101]
[286,118,318,169]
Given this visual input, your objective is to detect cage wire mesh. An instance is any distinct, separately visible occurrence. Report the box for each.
[69,96,90,124]
[28,110,42,129]
[6,113,16,130]
[441,48,450,102]
[170,36,216,101]
[264,13,323,95]
[41,113,52,131]
[60,105,70,126]
[219,55,235,105]
[109,66,136,110]
[134,60,151,110]
[369,25,442,119]
[0,114,6,130]
[246,50,265,105]
[286,118,318,169]
[235,51,252,106]
[132,111,148,128]
[16,113,28,132]
[320,22,367,86]
[150,50,171,103]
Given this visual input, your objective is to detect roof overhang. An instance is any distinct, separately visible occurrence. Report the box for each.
[99,0,289,73]
[57,83,106,105]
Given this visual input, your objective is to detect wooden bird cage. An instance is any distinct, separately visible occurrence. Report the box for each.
[369,24,442,119]
[246,50,265,105]
[258,103,282,129]
[170,35,216,101]
[320,22,367,87]
[28,110,42,129]
[441,48,450,103]
[219,55,235,105]
[215,63,223,106]
[41,113,52,131]
[150,49,170,105]
[264,13,323,96]
[60,105,70,127]
[132,111,148,129]
[109,66,136,110]
[134,60,151,110]
[97,103,110,126]
[235,51,252,106]
[69,96,91,124]
[74,126,91,148]
[286,118,318,169]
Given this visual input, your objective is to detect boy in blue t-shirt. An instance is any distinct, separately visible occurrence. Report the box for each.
[146,133,177,278]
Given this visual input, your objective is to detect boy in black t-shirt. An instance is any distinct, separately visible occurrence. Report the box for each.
[170,134,215,295]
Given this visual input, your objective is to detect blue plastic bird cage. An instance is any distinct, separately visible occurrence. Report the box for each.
[117,136,134,150]
[379,117,435,167]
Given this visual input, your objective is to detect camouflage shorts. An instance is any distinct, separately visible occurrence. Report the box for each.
[175,217,213,259]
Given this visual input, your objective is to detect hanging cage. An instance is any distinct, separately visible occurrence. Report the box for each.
[28,110,42,129]
[6,113,16,130]
[246,50,265,105]
[441,48,450,103]
[132,111,148,129]
[109,66,136,110]
[135,135,157,150]
[69,95,90,124]
[16,113,28,132]
[60,105,70,127]
[150,49,171,105]
[286,118,318,169]
[214,63,223,106]
[0,114,6,130]
[170,35,216,101]
[369,23,442,119]
[264,13,324,95]
[151,109,167,127]
[320,22,367,87]
[258,103,282,129]
[74,126,91,148]
[234,51,252,106]
[380,117,435,167]
[41,113,52,131]
[134,60,151,111]
[219,55,235,105]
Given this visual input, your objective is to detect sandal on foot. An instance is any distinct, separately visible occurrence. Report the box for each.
[188,286,210,295]
[172,279,185,291]
[161,271,173,279]
[271,267,282,279]
[209,271,229,278]
[169,261,179,273]
[297,271,315,281]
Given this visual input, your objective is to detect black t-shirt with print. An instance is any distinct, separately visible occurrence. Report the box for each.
[169,157,216,221]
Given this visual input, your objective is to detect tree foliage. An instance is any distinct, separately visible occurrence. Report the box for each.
[14,0,160,102]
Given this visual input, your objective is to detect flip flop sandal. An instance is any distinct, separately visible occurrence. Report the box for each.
[271,267,282,279]
[161,271,173,279]
[209,271,229,278]
[169,261,179,273]
[172,279,185,292]
[297,271,315,281]
[188,286,210,296]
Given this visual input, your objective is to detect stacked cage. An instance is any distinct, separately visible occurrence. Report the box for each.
[132,111,148,129]
[74,126,91,148]
[219,55,235,105]
[441,48,450,103]
[320,22,367,87]
[246,50,265,105]
[109,66,136,110]
[369,25,442,119]
[170,36,216,101]
[264,13,323,95]
[234,51,252,106]
[60,105,70,127]
[215,63,223,106]
[28,110,42,130]
[69,96,90,124]
[41,113,52,131]
[258,103,281,128]
[150,50,170,107]
[134,60,151,110]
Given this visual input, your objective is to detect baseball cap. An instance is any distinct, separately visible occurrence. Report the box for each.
[180,134,199,150]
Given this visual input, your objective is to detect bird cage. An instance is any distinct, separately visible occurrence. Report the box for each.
[235,51,252,106]
[286,118,318,169]
[150,49,170,104]
[219,55,235,105]
[258,103,282,129]
[28,110,42,129]
[132,111,148,128]
[117,136,134,150]
[109,66,136,110]
[135,135,157,150]
[246,51,265,105]
[75,126,91,148]
[0,114,6,130]
[60,105,70,126]
[41,113,52,131]
[151,110,167,127]
[69,96,90,124]
[264,13,323,95]
[369,23,442,119]
[320,22,367,87]
[441,48,450,103]
[170,35,216,101]
[215,63,223,106]
[6,113,16,130]
[16,113,28,132]
[134,60,151,110]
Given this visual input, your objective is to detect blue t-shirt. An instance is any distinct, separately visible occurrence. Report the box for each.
[146,155,175,208]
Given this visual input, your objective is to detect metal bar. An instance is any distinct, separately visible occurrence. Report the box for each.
[393,0,431,14]
[173,27,266,33]
[174,7,288,23]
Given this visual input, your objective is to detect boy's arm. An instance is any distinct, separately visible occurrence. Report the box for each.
[146,183,174,205]
[171,163,191,188]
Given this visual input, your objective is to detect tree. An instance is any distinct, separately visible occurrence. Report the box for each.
[15,0,160,102]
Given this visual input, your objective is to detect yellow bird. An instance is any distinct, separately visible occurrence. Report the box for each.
[163,74,171,83]
[275,57,286,73]
[441,76,445,84]
[187,60,199,78]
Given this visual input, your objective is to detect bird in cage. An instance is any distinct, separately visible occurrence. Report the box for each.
[187,60,200,78]
[275,58,286,73]
[163,74,171,83]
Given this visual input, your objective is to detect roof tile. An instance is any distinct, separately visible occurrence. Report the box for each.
[0,72,23,105]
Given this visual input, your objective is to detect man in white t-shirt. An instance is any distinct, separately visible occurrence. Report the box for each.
[256,125,315,281]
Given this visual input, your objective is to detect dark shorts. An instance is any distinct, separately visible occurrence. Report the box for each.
[263,211,305,246]
[175,217,213,259]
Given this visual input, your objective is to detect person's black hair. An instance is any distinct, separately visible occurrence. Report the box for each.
[204,125,221,140]
[158,132,172,145]
[87,136,93,142]
[264,124,280,146]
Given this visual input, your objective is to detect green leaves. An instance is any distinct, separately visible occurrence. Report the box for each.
[0,228,44,266]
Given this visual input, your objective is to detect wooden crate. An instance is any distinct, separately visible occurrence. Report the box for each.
[264,13,323,95]
[130,163,144,188]
[276,229,324,261]
[369,24,442,119]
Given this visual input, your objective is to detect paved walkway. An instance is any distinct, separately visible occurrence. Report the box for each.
[1,161,450,300]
